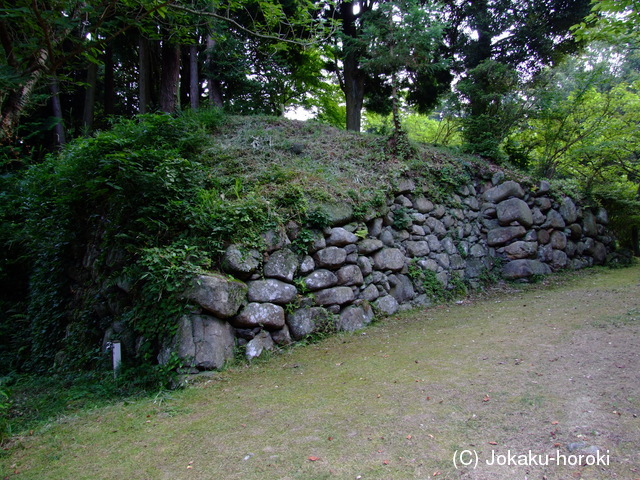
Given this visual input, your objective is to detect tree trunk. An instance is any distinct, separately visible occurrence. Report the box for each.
[189,44,199,110]
[339,1,367,132]
[206,37,224,108]
[50,76,66,146]
[159,41,181,113]
[139,36,152,114]
[0,49,48,142]
[180,46,190,108]
[82,61,98,132]
[103,45,115,116]
[343,51,365,132]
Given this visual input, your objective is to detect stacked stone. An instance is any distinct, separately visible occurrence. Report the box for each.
[479,178,612,279]
[160,175,615,370]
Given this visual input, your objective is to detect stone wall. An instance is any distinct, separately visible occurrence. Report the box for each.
[161,175,615,370]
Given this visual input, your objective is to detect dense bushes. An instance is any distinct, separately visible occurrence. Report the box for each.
[1,111,258,373]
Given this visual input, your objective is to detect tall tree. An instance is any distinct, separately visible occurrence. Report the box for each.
[448,0,593,158]
[356,0,446,134]
[159,40,181,113]
[327,0,450,131]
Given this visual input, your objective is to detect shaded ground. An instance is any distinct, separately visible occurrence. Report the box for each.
[2,265,639,480]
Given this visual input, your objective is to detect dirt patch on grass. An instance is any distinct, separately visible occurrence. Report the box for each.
[2,266,639,480]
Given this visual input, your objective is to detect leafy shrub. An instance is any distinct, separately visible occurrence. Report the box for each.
[392,206,413,230]
[0,388,11,444]
[408,261,447,301]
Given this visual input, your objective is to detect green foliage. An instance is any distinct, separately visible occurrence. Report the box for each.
[0,387,11,444]
[6,111,298,373]
[392,206,413,230]
[408,261,469,302]
[477,265,501,288]
[291,228,317,255]
[124,244,210,355]
[356,0,447,135]
[1,366,178,437]
[448,272,468,298]
[458,61,523,160]
[305,208,332,229]
[571,0,640,47]
[407,261,446,302]
[507,51,640,250]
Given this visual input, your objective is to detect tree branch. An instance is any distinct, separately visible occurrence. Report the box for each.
[167,3,339,46]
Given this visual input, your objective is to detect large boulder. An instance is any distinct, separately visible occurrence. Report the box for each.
[221,245,261,279]
[162,314,235,370]
[286,307,331,340]
[357,238,384,255]
[582,210,598,237]
[304,269,338,291]
[388,274,415,304]
[361,284,380,301]
[326,227,358,246]
[245,330,274,360]
[496,198,533,227]
[263,249,299,282]
[425,217,447,237]
[483,181,525,203]
[551,250,568,270]
[247,279,297,304]
[442,237,458,256]
[591,241,608,265]
[233,302,285,330]
[414,196,434,213]
[542,210,566,229]
[465,258,486,278]
[374,295,399,315]
[502,259,552,280]
[270,326,292,346]
[186,274,247,318]
[487,226,526,246]
[338,304,375,332]
[373,248,405,271]
[549,231,567,250]
[504,241,538,259]
[314,286,355,306]
[314,247,347,269]
[336,264,364,286]
[559,198,578,224]
[405,240,430,257]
